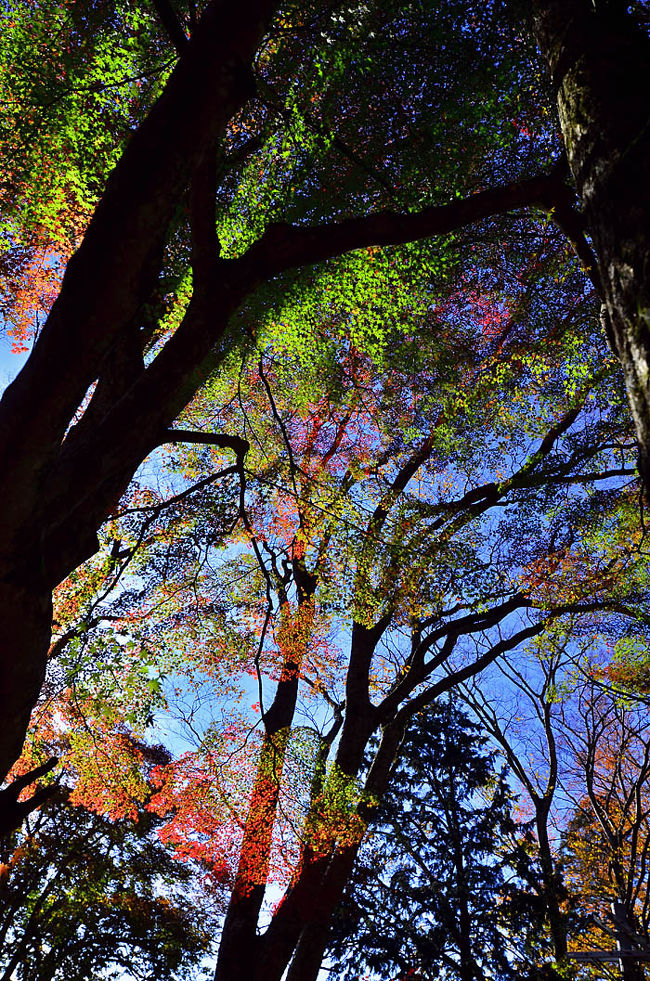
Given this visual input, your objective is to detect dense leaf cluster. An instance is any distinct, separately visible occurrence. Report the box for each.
[0,793,217,981]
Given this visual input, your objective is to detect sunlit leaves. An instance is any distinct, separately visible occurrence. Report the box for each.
[0,0,169,349]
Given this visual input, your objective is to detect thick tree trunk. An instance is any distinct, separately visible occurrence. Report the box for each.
[213,733,289,981]
[531,0,650,491]
[0,581,53,781]
[213,639,391,981]
[249,719,403,981]
[282,844,362,981]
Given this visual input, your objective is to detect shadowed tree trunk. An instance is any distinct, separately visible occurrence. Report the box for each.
[532,0,650,493]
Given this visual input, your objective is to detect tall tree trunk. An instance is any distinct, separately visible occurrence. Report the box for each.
[448,773,481,981]
[535,802,568,963]
[531,0,650,491]
[214,597,315,981]
[0,581,53,782]
[256,719,403,981]
[213,731,289,981]
[282,843,363,981]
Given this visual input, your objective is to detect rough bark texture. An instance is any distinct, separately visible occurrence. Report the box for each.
[532,0,650,491]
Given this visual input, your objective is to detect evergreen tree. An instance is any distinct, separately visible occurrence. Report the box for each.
[328,698,546,981]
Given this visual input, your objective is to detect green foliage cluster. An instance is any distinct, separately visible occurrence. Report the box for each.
[0,0,164,245]
[0,794,217,981]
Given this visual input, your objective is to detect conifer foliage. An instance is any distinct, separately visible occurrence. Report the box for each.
[328,698,545,981]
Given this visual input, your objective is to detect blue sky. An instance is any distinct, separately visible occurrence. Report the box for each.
[0,337,28,393]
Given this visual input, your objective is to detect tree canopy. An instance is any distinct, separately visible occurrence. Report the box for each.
[0,791,217,980]
[0,1,649,979]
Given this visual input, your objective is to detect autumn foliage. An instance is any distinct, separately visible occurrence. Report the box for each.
[0,2,649,981]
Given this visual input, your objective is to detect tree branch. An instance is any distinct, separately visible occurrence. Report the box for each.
[161,428,250,458]
[0,758,59,837]
[237,165,570,282]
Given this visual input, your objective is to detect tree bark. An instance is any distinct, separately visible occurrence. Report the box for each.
[531,0,650,492]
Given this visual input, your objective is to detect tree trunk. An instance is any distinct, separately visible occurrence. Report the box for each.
[535,801,568,963]
[282,844,362,981]
[531,0,650,492]
[256,719,404,981]
[448,776,481,981]
[214,597,315,981]
[0,580,53,781]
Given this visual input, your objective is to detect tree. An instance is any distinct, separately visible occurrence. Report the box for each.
[1,0,649,810]
[0,791,218,981]
[327,697,546,981]
[529,1,650,492]
[561,675,650,981]
[31,278,643,981]
[460,639,573,967]
[460,624,650,980]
